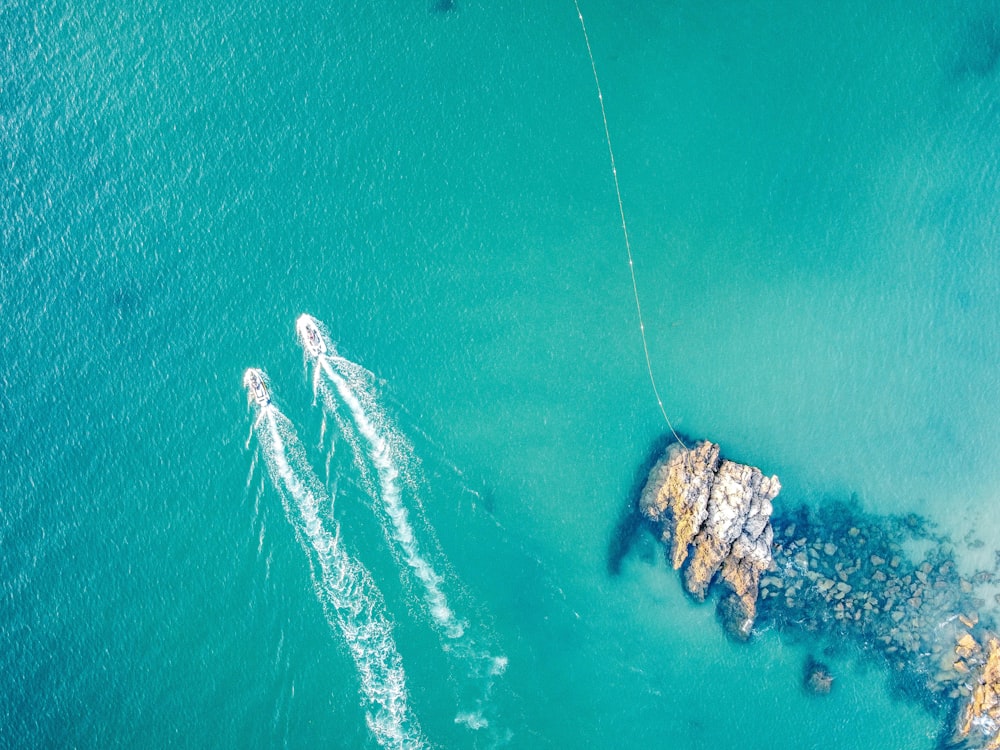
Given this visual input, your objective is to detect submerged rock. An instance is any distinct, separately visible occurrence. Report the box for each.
[633,438,1000,746]
[804,656,834,695]
[640,440,780,634]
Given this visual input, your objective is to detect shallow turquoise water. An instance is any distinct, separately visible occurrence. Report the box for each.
[3,0,1000,747]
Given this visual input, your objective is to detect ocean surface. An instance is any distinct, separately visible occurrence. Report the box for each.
[3,0,1000,747]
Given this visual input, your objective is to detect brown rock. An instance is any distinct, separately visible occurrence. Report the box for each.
[959,633,978,651]
[717,593,755,641]
[961,613,980,629]
[686,458,779,604]
[640,440,780,635]
[955,637,1000,749]
[639,441,719,569]
[804,657,834,695]
[719,521,774,627]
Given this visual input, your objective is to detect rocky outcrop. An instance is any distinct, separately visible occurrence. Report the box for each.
[718,510,775,635]
[640,440,780,637]
[955,636,1000,749]
[639,441,719,568]
[635,440,1000,745]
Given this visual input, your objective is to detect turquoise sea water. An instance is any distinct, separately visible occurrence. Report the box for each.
[4,0,1000,747]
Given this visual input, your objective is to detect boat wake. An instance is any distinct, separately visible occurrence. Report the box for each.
[245,372,428,750]
[297,317,465,639]
[295,315,509,732]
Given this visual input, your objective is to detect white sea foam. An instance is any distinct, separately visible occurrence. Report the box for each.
[317,354,466,640]
[246,452,258,490]
[249,396,427,750]
[318,384,376,498]
[455,710,488,730]
[295,316,509,733]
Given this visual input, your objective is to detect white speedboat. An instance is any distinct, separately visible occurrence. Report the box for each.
[296,314,327,358]
[243,368,271,407]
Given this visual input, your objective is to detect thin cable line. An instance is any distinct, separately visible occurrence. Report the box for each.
[572,0,686,448]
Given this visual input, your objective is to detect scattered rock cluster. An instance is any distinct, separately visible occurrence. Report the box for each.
[761,501,1000,748]
[758,501,991,714]
[640,440,780,639]
[636,438,1000,748]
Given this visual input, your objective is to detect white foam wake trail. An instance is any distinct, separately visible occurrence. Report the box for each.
[310,353,377,498]
[295,316,508,733]
[316,355,466,640]
[312,352,511,737]
[251,403,428,750]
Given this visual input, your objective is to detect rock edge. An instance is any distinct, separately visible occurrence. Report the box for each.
[639,440,780,638]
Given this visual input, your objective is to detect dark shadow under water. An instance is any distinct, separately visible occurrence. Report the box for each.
[606,432,691,576]
[611,438,1000,748]
[430,0,456,14]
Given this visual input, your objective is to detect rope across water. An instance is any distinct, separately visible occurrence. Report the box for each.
[572,0,686,448]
